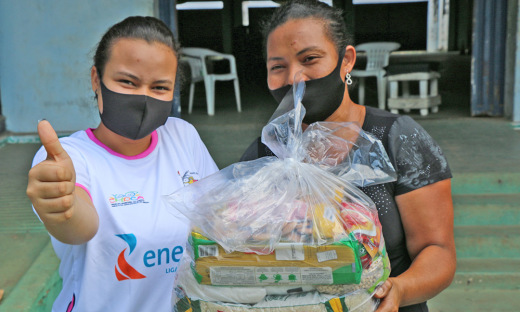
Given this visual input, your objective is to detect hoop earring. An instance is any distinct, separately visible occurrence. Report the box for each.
[346,72,353,85]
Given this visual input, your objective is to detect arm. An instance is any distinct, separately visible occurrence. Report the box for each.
[374,179,456,310]
[26,120,99,245]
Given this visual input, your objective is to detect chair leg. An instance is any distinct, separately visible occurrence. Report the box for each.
[204,77,215,116]
[377,76,387,110]
[188,83,195,114]
[358,78,365,106]
[233,79,241,112]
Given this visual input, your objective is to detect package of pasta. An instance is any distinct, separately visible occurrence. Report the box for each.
[165,79,397,312]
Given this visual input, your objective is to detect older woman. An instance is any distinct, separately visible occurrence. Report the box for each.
[241,1,456,311]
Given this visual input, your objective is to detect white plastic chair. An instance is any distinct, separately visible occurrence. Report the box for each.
[180,47,241,116]
[350,42,400,110]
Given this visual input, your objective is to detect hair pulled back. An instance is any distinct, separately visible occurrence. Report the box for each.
[261,0,353,56]
[93,16,179,78]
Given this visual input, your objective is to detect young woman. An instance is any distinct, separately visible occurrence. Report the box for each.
[26,16,218,311]
[241,1,456,311]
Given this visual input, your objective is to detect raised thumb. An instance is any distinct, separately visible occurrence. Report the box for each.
[38,120,68,162]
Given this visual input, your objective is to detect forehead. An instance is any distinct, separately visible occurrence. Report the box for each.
[267,18,333,54]
[106,38,176,67]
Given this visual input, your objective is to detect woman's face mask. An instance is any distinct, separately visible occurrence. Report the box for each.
[269,52,346,125]
[99,80,172,140]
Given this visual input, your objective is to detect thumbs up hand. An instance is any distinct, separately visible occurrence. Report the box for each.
[27,120,77,224]
[27,120,98,244]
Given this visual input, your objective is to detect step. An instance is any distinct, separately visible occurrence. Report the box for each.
[450,258,520,290]
[428,289,520,312]
[451,172,520,195]
[454,225,520,258]
[428,258,520,311]
[0,241,61,312]
[453,193,520,226]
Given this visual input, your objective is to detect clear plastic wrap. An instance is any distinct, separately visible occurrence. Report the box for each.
[165,79,397,312]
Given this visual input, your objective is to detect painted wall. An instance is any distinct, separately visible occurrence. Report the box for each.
[0,0,155,133]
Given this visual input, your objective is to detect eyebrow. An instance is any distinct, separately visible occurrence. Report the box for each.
[296,46,323,56]
[154,79,174,85]
[267,56,284,62]
[115,72,174,85]
[116,71,140,81]
[267,46,324,62]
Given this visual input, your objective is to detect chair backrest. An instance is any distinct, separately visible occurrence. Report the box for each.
[180,47,237,76]
[355,42,401,71]
[180,56,204,81]
[181,47,222,58]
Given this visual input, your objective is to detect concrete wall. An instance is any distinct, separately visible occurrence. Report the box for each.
[0,0,155,133]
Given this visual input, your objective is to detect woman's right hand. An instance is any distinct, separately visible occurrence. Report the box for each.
[27,120,98,244]
[27,120,76,223]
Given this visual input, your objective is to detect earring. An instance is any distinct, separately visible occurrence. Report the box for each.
[346,72,353,85]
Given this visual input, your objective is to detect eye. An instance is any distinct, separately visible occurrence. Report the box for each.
[153,86,170,91]
[269,64,284,72]
[302,55,320,63]
[119,79,135,86]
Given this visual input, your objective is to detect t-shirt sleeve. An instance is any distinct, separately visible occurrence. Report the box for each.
[388,116,452,195]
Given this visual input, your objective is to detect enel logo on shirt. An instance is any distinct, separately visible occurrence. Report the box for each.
[143,245,183,267]
[115,233,184,280]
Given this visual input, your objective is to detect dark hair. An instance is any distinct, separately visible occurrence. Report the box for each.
[93,16,179,78]
[261,0,353,57]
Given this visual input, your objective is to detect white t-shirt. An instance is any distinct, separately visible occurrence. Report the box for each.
[31,118,218,312]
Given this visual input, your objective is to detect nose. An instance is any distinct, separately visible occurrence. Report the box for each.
[287,66,308,86]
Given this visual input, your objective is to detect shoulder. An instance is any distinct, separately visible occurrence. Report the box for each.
[159,118,202,143]
[363,106,427,145]
[388,114,435,148]
[364,107,438,161]
[162,117,198,133]
[383,115,452,194]
[364,106,400,124]
[362,106,401,148]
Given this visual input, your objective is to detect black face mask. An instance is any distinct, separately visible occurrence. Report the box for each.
[99,81,173,140]
[269,52,346,124]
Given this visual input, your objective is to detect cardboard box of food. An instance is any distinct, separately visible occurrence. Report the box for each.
[189,232,362,286]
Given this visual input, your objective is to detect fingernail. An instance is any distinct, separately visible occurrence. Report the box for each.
[38,118,47,123]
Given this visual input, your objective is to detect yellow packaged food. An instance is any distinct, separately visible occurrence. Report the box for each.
[189,232,362,286]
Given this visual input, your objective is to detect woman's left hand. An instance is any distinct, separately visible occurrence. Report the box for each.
[373,278,403,312]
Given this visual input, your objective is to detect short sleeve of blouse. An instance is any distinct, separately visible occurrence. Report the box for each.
[388,116,452,195]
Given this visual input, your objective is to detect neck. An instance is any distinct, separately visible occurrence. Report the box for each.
[325,90,366,126]
[92,123,152,156]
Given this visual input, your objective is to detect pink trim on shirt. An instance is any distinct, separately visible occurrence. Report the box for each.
[85,128,158,160]
[75,183,92,201]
